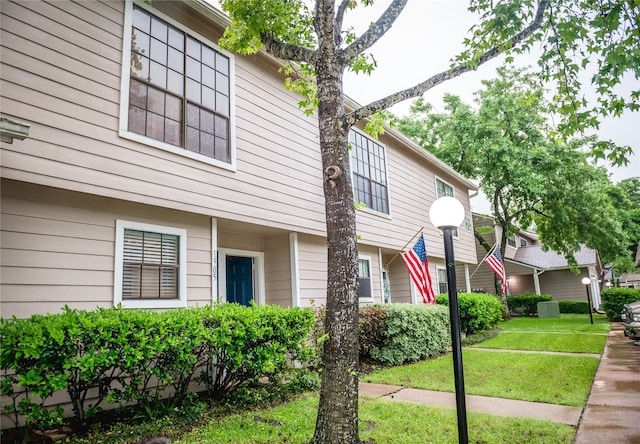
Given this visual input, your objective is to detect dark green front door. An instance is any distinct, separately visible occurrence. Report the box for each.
[226,256,253,306]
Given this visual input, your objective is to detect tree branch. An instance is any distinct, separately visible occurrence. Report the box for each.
[338,0,408,66]
[343,0,549,126]
[334,0,352,47]
[261,33,317,64]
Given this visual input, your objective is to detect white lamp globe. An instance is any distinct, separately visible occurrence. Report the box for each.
[429,196,465,229]
[581,277,591,285]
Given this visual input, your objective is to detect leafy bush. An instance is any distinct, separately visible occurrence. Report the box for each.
[0,304,315,429]
[369,304,450,366]
[558,300,590,314]
[436,293,503,335]
[358,306,387,359]
[199,303,315,399]
[601,287,640,321]
[506,294,553,316]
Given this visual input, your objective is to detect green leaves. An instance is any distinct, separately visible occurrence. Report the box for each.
[1,304,316,429]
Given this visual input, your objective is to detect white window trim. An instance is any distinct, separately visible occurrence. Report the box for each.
[507,235,517,249]
[349,127,392,217]
[114,220,188,309]
[358,255,374,303]
[436,265,448,297]
[218,248,265,306]
[434,176,460,239]
[118,0,237,171]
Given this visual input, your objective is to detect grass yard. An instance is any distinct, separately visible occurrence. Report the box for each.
[499,313,610,333]
[361,349,598,406]
[471,331,607,353]
[176,394,575,444]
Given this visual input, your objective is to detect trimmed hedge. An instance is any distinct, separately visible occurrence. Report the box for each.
[601,287,640,321]
[0,304,315,429]
[436,292,503,335]
[558,300,590,314]
[506,293,553,316]
[369,304,450,366]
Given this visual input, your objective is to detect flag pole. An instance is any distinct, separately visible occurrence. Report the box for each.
[469,242,498,279]
[384,226,424,269]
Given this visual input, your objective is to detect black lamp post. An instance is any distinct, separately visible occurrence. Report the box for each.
[582,277,594,325]
[429,196,468,444]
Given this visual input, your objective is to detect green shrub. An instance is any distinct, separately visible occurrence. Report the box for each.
[0,304,315,429]
[358,306,387,359]
[601,288,640,321]
[506,293,553,316]
[436,293,503,335]
[369,304,450,366]
[199,303,315,399]
[558,300,590,314]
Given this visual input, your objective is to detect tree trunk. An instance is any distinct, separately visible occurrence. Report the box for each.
[311,32,361,444]
[497,231,511,321]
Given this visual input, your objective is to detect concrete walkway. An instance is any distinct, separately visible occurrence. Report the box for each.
[358,382,583,425]
[359,323,640,441]
[574,323,640,443]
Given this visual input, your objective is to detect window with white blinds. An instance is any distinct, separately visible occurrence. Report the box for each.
[123,230,179,299]
[114,220,187,309]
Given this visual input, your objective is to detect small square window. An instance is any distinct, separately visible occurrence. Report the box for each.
[114,220,187,309]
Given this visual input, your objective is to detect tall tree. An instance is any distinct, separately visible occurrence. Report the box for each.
[607,177,640,275]
[215,1,638,442]
[397,67,628,314]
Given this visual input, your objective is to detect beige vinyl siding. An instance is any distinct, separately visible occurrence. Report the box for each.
[539,270,589,301]
[354,130,477,266]
[507,273,536,295]
[264,234,293,307]
[386,257,412,303]
[1,0,327,238]
[0,180,212,318]
[296,234,328,307]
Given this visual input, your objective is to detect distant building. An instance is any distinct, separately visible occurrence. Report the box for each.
[461,214,603,309]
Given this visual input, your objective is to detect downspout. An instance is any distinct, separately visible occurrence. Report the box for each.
[533,269,543,295]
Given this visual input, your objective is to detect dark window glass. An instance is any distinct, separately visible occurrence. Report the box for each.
[128,6,230,162]
[350,130,389,214]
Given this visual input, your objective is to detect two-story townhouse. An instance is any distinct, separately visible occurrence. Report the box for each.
[0,0,479,320]
[464,213,603,309]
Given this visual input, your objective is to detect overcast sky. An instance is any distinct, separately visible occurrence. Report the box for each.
[340,0,639,202]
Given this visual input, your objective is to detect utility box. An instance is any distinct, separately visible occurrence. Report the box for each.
[537,301,560,318]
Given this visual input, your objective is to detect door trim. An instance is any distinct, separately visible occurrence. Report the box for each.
[218,248,265,305]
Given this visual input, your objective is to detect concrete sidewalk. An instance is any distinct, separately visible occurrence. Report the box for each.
[360,323,640,441]
[574,323,640,443]
[358,382,583,425]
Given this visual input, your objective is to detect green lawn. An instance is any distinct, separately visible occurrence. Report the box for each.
[472,331,607,353]
[499,313,610,333]
[361,349,598,406]
[176,394,575,444]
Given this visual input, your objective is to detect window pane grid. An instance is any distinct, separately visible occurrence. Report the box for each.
[129,5,230,162]
[351,131,389,214]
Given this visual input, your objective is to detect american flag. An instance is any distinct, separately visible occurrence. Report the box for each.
[401,234,436,304]
[485,248,507,294]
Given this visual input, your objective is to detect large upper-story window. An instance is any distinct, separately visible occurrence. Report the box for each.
[435,178,458,237]
[350,130,389,214]
[120,2,235,169]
